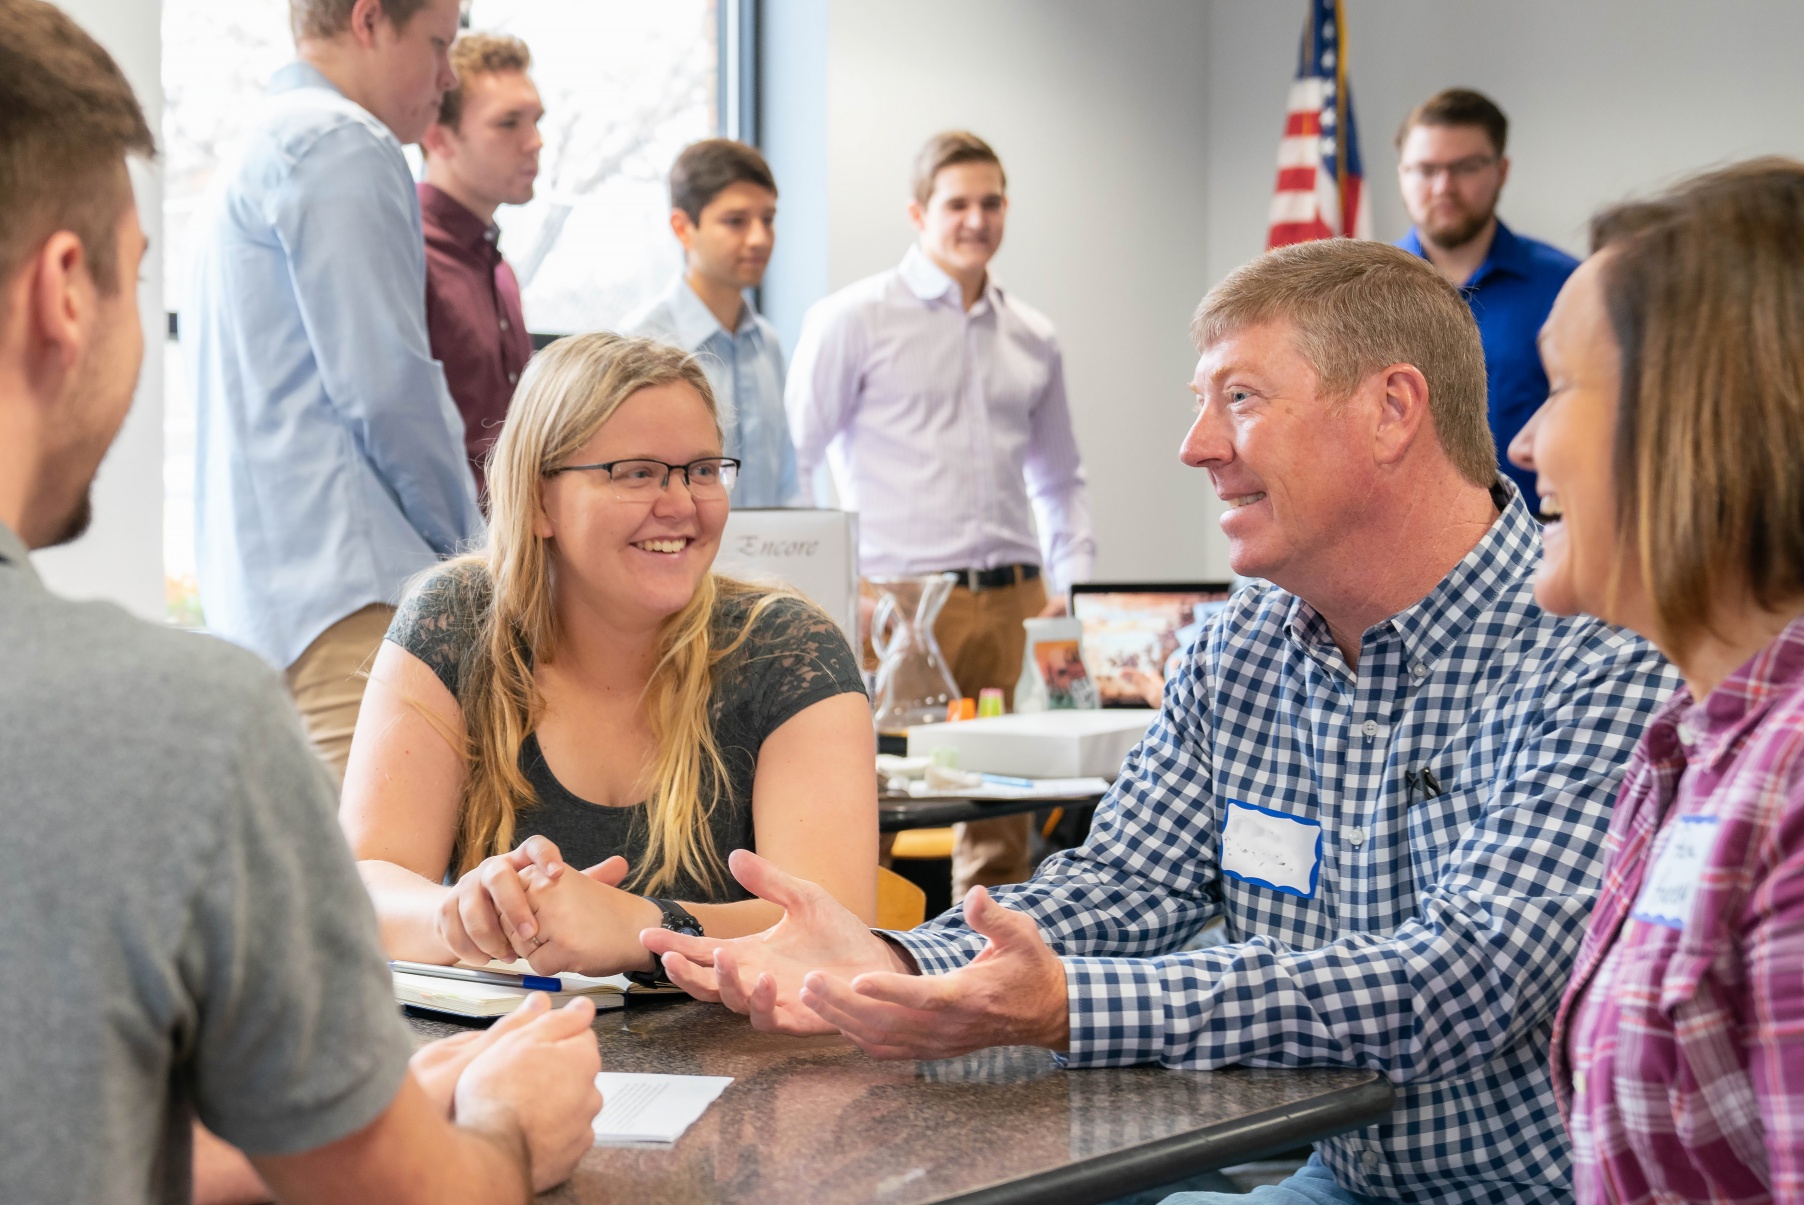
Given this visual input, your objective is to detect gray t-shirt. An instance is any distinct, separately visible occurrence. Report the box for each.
[0,524,413,1205]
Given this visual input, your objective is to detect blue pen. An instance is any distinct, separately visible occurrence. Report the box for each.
[390,960,563,993]
[981,773,1038,789]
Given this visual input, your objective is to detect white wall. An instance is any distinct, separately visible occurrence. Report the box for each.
[1205,0,1804,286]
[765,0,1229,584]
[28,0,166,621]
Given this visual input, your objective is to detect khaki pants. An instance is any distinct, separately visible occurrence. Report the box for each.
[283,603,394,789]
[935,573,1048,899]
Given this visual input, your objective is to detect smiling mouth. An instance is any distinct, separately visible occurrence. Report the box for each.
[1225,492,1268,510]
[1539,495,1564,522]
[634,538,691,555]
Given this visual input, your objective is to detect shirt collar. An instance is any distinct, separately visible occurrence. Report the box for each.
[1285,478,1537,677]
[0,521,38,584]
[1400,219,1528,287]
[1676,614,1804,770]
[270,60,344,100]
[658,274,753,351]
[898,244,1001,312]
[417,183,501,255]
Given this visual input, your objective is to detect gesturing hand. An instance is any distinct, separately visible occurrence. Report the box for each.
[456,993,603,1194]
[639,848,909,1035]
[799,886,1071,1060]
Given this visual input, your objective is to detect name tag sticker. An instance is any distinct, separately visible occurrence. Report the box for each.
[1220,799,1322,898]
[1630,815,1722,930]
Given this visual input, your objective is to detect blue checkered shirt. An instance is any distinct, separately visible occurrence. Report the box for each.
[890,489,1678,1204]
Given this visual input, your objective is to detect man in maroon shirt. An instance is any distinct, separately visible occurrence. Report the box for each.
[418,32,542,495]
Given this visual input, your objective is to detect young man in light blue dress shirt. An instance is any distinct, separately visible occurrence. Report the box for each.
[184,0,484,783]
[626,139,802,509]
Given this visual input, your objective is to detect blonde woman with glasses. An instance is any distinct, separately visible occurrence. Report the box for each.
[342,333,877,980]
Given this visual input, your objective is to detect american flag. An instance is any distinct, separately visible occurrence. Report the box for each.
[1266,0,1371,248]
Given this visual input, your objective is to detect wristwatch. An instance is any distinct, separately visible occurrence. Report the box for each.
[627,898,703,989]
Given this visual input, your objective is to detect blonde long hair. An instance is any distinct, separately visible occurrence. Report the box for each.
[448,332,783,893]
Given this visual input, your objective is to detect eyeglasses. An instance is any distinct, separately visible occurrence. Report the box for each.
[1399,155,1499,184]
[548,457,740,502]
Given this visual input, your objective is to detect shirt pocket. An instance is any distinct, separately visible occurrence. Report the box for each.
[1406,784,1488,891]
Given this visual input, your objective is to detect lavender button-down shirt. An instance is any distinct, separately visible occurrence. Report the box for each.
[784,245,1095,591]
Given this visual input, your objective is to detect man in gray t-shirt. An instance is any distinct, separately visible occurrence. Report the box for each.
[0,3,603,1201]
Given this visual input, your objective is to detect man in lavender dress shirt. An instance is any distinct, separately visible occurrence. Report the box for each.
[418,32,541,497]
[787,130,1096,897]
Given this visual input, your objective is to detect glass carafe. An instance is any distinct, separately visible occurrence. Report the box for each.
[868,573,961,735]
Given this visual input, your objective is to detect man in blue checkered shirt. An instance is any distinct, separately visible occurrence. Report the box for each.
[642,240,1677,1204]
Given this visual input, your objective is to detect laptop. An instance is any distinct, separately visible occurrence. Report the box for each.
[1069,582,1234,708]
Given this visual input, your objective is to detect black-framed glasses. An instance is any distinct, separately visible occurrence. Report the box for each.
[548,456,740,502]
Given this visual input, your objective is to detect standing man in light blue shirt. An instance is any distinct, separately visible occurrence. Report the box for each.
[627,139,801,508]
[185,0,483,783]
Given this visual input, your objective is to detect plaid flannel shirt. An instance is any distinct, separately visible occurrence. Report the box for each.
[1554,618,1804,1204]
[890,490,1678,1204]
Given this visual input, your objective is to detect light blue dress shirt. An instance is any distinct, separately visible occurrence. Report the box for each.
[625,276,802,508]
[184,63,482,669]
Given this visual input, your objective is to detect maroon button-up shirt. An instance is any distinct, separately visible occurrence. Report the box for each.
[418,182,532,496]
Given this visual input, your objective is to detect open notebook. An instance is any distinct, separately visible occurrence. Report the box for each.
[393,958,679,1020]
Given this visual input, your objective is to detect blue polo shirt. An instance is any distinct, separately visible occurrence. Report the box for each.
[1399,220,1577,505]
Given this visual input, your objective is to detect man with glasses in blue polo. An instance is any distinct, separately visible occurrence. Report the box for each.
[1394,88,1577,508]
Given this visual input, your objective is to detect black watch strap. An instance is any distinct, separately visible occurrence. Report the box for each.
[627,898,703,989]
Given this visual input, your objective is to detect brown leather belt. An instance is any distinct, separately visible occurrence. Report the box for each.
[943,563,1041,593]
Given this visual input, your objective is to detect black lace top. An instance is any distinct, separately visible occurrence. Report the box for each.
[385,563,868,902]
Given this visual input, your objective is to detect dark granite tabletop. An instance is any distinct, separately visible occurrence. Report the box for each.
[408,997,1391,1204]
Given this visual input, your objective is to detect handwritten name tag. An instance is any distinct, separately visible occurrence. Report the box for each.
[1221,799,1322,898]
[1630,815,1721,931]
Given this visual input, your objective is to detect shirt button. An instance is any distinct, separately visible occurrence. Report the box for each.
[1410,662,1427,679]
[1361,720,1379,738]
[1676,719,1700,746]
[507,371,519,384]
[1362,1150,1380,1170]
[1347,828,1365,847]
[499,318,511,332]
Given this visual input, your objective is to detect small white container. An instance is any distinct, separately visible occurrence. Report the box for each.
[905,709,1157,779]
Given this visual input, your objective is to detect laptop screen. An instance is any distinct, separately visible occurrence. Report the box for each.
[1069,583,1233,708]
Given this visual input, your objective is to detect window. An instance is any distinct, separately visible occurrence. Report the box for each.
[160,0,731,624]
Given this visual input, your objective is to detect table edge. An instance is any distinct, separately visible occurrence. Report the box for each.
[936,1072,1394,1205]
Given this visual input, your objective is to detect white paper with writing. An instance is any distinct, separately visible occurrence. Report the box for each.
[591,1073,734,1145]
[1630,814,1721,930]
[1220,799,1322,898]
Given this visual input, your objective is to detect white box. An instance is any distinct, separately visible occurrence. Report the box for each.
[905,709,1157,779]
[714,509,859,651]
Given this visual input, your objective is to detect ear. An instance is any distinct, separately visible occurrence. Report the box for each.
[669,208,697,253]
[532,479,556,540]
[26,232,91,377]
[348,0,385,48]
[905,198,926,233]
[1371,363,1431,468]
[420,121,447,160]
[1495,154,1511,191]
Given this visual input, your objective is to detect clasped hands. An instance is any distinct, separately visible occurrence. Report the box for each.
[434,835,664,977]
[640,848,1071,1060]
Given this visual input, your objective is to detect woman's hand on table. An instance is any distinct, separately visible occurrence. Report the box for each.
[799,886,1071,1060]
[516,858,663,977]
[434,835,577,965]
[639,848,910,1035]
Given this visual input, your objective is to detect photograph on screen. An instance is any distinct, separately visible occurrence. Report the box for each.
[1071,585,1233,708]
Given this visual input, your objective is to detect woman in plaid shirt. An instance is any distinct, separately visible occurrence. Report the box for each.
[1514,159,1804,1203]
